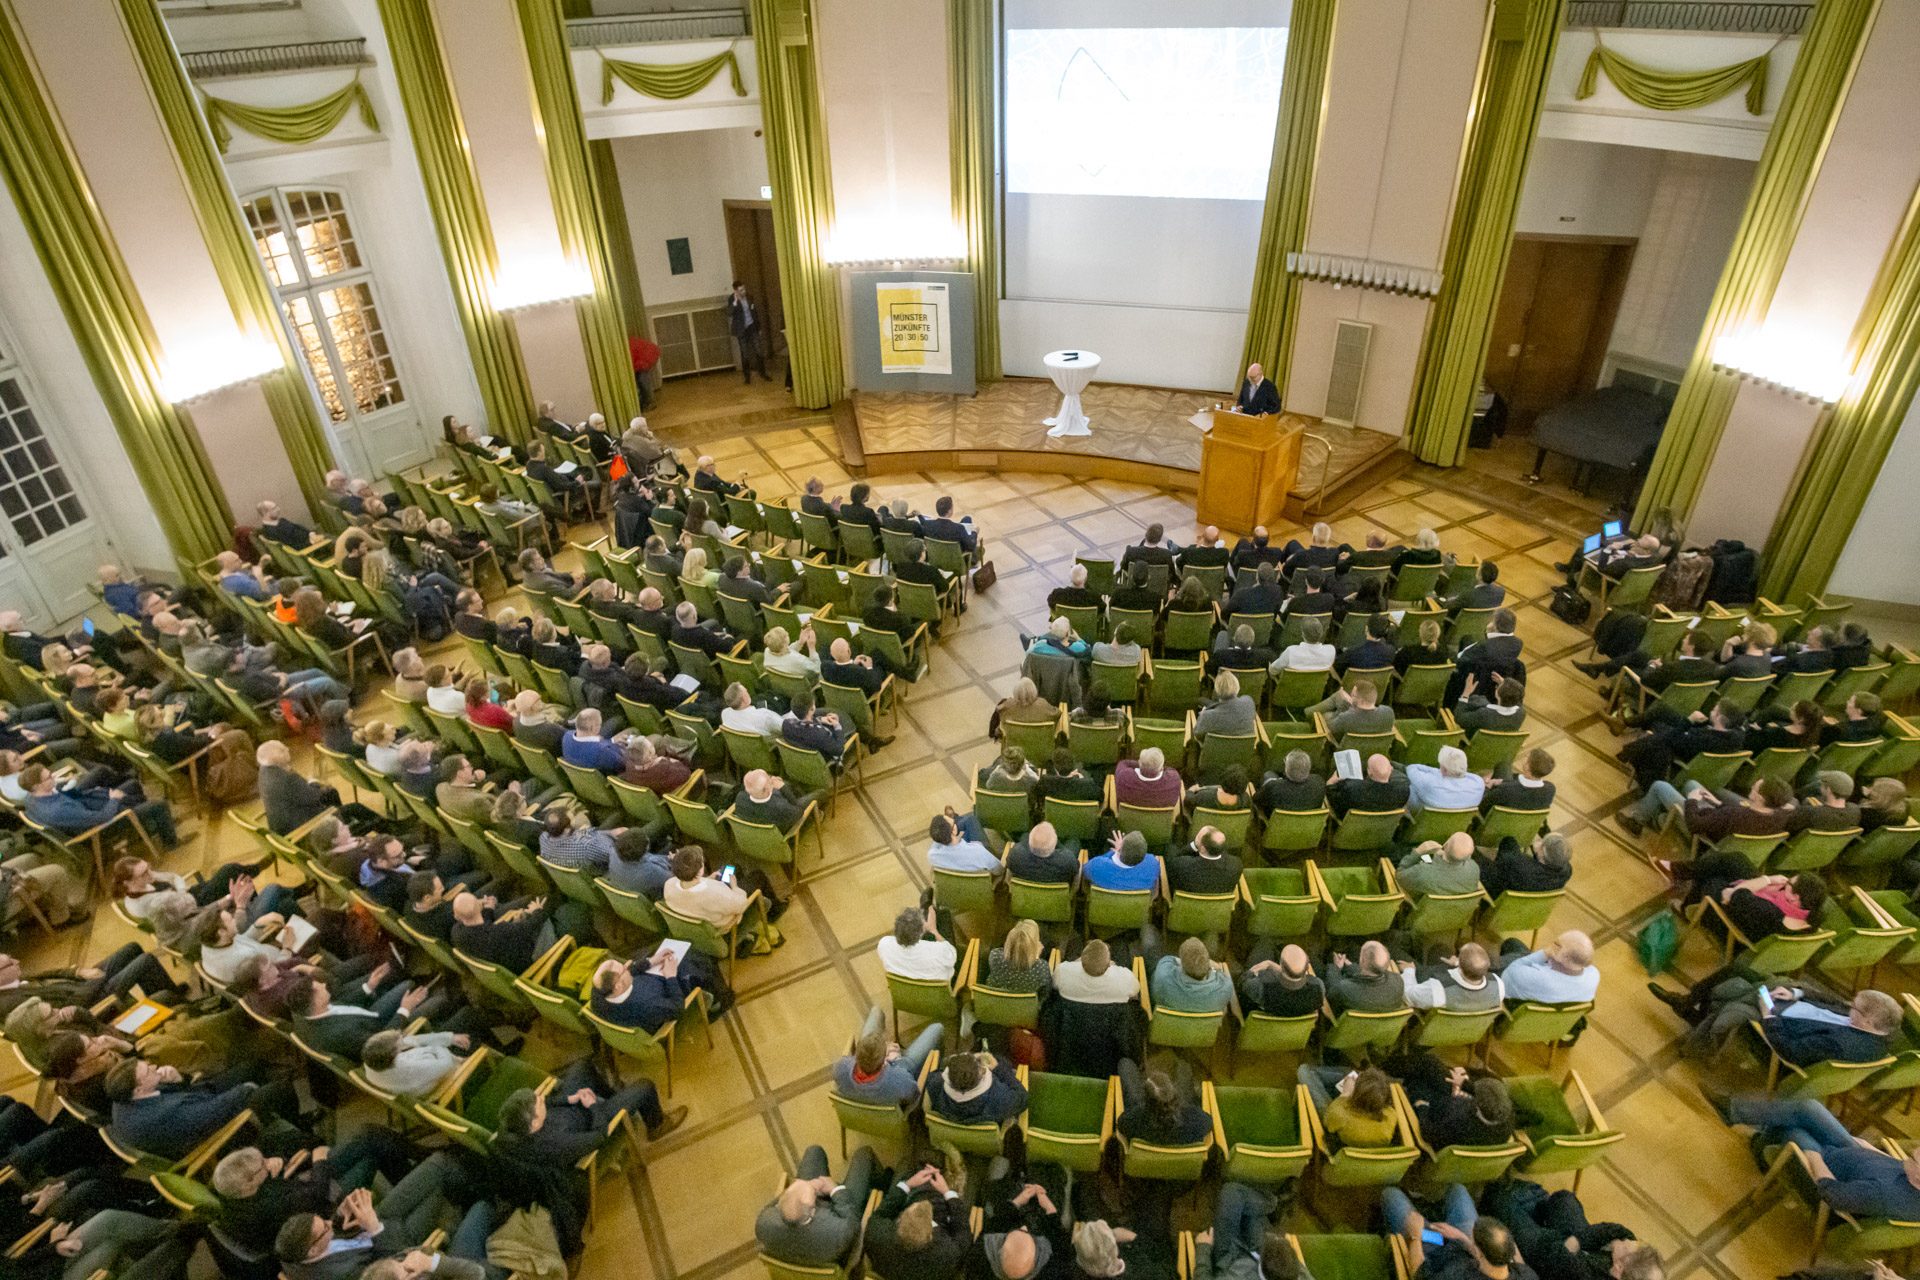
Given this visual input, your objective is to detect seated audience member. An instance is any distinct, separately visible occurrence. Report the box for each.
[1151,937,1231,1013]
[1047,564,1103,611]
[877,905,957,982]
[1396,832,1483,899]
[255,740,343,836]
[1195,670,1258,737]
[1212,622,1276,673]
[360,1026,470,1098]
[495,1056,686,1164]
[862,1163,968,1280]
[731,769,806,833]
[1396,618,1450,673]
[1006,821,1080,884]
[1649,968,1898,1064]
[1483,1178,1664,1280]
[1399,942,1505,1011]
[1034,749,1103,807]
[589,946,729,1033]
[986,919,1052,995]
[755,1145,877,1268]
[1329,753,1409,817]
[783,690,852,763]
[1787,769,1863,832]
[1168,824,1244,897]
[1406,746,1486,816]
[1083,830,1161,893]
[1114,747,1181,809]
[1716,1093,1920,1222]
[1053,938,1139,1005]
[1191,1181,1295,1280]
[1825,691,1887,743]
[925,1049,1026,1125]
[927,810,1001,875]
[1320,679,1395,743]
[1268,618,1335,673]
[1115,1058,1210,1145]
[1326,941,1407,1013]
[449,890,562,973]
[1615,775,1793,842]
[1297,1065,1400,1149]
[1454,671,1527,733]
[1496,931,1600,1004]
[831,1005,945,1106]
[211,1133,417,1257]
[560,707,626,772]
[1258,749,1326,813]
[721,682,786,737]
[1385,1181,1531,1280]
[1478,831,1573,897]
[1441,559,1505,614]
[1484,748,1555,812]
[1238,943,1324,1018]
[1397,1053,1516,1149]
[106,1058,300,1159]
[272,1151,490,1280]
[22,762,179,850]
[980,744,1040,795]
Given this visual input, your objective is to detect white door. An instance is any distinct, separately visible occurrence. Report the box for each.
[242,187,435,481]
[0,363,115,627]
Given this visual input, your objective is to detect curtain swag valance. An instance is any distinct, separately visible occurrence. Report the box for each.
[599,46,745,103]
[202,76,379,153]
[1575,40,1771,116]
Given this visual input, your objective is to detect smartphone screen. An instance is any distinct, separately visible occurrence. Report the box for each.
[1420,1229,1445,1248]
[722,865,736,884]
[1756,987,1775,1014]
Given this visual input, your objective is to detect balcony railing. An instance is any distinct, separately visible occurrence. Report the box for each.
[567,7,750,48]
[1566,1,1812,33]
[179,38,371,80]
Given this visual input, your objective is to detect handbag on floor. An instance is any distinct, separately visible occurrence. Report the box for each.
[972,559,997,592]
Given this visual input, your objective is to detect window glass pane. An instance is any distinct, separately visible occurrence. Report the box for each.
[243,194,302,289]
[283,297,346,422]
[0,376,85,547]
[320,282,405,415]
[285,187,362,279]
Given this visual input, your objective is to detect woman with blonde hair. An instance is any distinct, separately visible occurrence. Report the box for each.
[762,624,821,679]
[680,545,720,589]
[358,720,405,775]
[1864,778,1910,831]
[1396,618,1449,672]
[1393,527,1444,574]
[986,918,1051,994]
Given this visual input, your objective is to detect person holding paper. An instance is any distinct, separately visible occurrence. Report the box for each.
[590,945,730,1033]
[1234,363,1280,416]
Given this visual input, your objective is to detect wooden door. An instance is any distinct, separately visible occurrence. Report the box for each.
[723,201,786,357]
[1483,237,1636,431]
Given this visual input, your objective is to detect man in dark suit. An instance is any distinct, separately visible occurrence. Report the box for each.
[1442,560,1505,614]
[631,586,675,643]
[822,638,888,696]
[1230,526,1285,575]
[918,496,977,558]
[1823,692,1887,743]
[1483,747,1556,813]
[1120,523,1178,575]
[1329,753,1409,817]
[1109,562,1163,613]
[798,476,838,528]
[1047,564,1104,611]
[1235,362,1281,416]
[533,399,572,439]
[880,498,922,537]
[1477,831,1572,897]
[1338,613,1399,673]
[255,741,340,835]
[288,969,449,1060]
[734,768,808,830]
[1775,626,1838,673]
[1451,610,1524,694]
[893,538,953,597]
[1258,749,1326,812]
[1754,987,1900,1066]
[1345,531,1402,571]
[728,280,771,382]
[1227,562,1286,616]
[108,1059,301,1160]
[1634,628,1721,691]
[670,602,736,656]
[1178,526,1231,574]
[783,690,850,762]
[719,556,788,609]
[1032,752,1103,808]
[496,1059,682,1157]
[864,585,914,640]
[1007,820,1083,879]
[254,500,314,548]
[1213,623,1276,672]
[839,481,883,534]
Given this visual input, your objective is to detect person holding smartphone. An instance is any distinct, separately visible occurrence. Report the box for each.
[1384,1181,1539,1279]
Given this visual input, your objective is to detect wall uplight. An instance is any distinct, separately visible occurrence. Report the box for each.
[490,259,596,313]
[160,336,285,404]
[1711,327,1853,405]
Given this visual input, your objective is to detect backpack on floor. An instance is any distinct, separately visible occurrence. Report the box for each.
[1549,584,1590,626]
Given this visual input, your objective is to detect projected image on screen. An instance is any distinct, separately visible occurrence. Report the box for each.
[1005,27,1287,201]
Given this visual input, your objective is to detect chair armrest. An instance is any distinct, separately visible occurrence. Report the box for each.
[1202,1080,1226,1152]
[954,938,978,996]
[1134,955,1152,1015]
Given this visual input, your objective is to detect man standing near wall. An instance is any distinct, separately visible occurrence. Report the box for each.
[728,282,772,384]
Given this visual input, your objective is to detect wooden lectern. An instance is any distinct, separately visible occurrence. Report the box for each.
[1197,410,1301,530]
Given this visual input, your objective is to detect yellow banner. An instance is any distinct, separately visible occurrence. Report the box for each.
[876,281,952,375]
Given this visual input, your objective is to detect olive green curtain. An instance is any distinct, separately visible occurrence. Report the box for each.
[122,0,336,519]
[376,0,536,442]
[0,2,233,563]
[202,76,379,154]
[948,0,999,381]
[749,0,842,409]
[515,0,638,426]
[1575,40,1770,116]
[1634,0,1879,528]
[1761,187,1920,603]
[1240,0,1337,393]
[1404,0,1566,466]
[599,47,746,103]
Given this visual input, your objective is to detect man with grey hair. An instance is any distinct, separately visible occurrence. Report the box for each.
[1115,746,1181,809]
[1406,745,1486,816]
[1326,940,1406,1013]
[1048,562,1103,611]
[1396,832,1482,899]
[1258,749,1325,812]
[1479,830,1573,896]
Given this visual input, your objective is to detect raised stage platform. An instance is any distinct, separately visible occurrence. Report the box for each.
[851,377,1402,515]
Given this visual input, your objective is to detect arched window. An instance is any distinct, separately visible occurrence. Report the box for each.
[242,186,406,423]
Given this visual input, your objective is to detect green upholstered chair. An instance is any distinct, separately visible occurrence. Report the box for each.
[1210,1082,1312,1184]
[1021,1071,1115,1173]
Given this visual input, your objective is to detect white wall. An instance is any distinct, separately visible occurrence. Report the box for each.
[609,128,770,309]
[1286,0,1486,432]
[1513,137,1659,238]
[1830,391,1920,605]
[1605,149,1754,373]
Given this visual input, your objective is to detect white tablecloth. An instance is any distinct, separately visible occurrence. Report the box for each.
[1042,349,1100,438]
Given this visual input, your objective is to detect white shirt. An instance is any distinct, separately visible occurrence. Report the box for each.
[365,1032,461,1096]
[1052,959,1140,1005]
[664,874,750,928]
[1270,643,1336,673]
[1781,999,1853,1028]
[426,685,466,715]
[722,704,785,737]
[365,742,406,776]
[1500,951,1600,1004]
[877,936,957,982]
[201,932,289,984]
[1406,764,1487,815]
[764,648,820,678]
